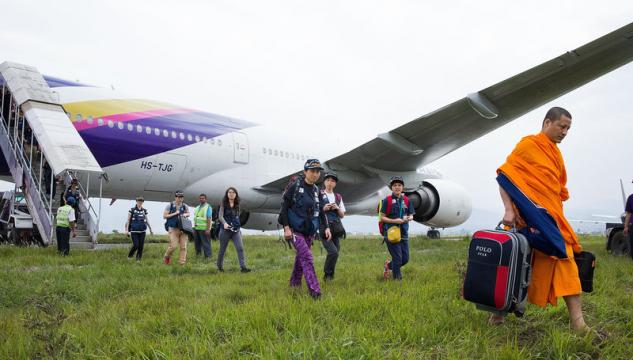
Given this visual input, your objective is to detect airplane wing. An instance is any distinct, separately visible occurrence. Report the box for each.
[259,22,633,192]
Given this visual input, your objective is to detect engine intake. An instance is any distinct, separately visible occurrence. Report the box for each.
[406,179,472,228]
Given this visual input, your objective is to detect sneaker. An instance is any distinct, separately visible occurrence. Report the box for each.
[324,275,333,282]
[163,257,171,265]
[217,267,224,272]
[383,260,391,280]
[127,256,134,261]
[310,291,322,300]
[241,267,252,273]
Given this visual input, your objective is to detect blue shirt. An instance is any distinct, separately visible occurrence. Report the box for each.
[380,193,415,238]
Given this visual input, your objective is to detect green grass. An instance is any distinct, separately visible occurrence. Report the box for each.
[0,235,632,359]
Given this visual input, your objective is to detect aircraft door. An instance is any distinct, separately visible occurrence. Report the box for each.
[144,153,188,192]
[233,132,249,164]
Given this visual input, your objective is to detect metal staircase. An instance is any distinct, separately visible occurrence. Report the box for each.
[0,62,103,248]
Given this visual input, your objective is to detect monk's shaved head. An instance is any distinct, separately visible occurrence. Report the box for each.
[542,107,572,127]
[542,107,572,143]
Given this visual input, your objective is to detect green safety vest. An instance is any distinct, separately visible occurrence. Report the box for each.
[56,205,73,228]
[194,203,210,230]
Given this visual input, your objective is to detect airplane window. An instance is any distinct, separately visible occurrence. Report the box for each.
[171,131,177,139]
[195,135,201,142]
[203,137,208,143]
[98,118,104,126]
[218,139,222,146]
[268,149,272,155]
[285,152,289,158]
[187,134,192,141]
[274,150,278,156]
[127,123,133,131]
[75,114,82,122]
[107,120,114,128]
[210,138,215,145]
[146,126,152,135]
[296,153,299,160]
[262,148,266,154]
[163,129,169,137]
[179,132,185,140]
[136,125,143,133]
[118,122,124,130]
[87,116,93,124]
[154,128,160,136]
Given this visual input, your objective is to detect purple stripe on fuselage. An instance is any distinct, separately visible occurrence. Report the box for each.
[77,111,255,167]
[0,75,89,88]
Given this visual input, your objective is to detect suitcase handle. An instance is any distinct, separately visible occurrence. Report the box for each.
[496,221,517,232]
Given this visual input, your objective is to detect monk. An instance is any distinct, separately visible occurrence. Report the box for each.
[492,107,588,332]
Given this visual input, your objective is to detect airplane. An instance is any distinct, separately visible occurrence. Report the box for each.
[1,22,633,239]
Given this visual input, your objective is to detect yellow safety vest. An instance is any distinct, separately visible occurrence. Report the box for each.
[194,204,210,230]
[56,205,73,228]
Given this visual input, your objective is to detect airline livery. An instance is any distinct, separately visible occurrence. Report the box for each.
[2,23,633,236]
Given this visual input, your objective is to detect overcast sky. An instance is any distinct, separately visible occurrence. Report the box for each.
[1,1,632,234]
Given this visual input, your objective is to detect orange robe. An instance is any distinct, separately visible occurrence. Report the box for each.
[498,132,581,307]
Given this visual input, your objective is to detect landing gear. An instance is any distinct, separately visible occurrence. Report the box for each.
[608,229,630,256]
[427,229,441,239]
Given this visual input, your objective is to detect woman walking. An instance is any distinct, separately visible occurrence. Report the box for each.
[125,196,153,261]
[279,159,331,299]
[163,190,190,266]
[217,187,251,273]
[379,176,415,280]
[321,172,346,281]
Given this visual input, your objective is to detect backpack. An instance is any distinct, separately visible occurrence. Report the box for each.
[277,176,320,234]
[377,195,410,236]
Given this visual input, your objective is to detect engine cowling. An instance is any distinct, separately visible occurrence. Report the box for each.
[239,211,280,231]
[405,179,472,228]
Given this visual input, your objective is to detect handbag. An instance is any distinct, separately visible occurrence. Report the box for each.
[329,219,346,238]
[178,215,194,236]
[574,251,596,293]
[387,225,401,244]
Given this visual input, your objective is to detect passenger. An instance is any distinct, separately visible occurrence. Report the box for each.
[624,181,633,260]
[493,107,588,332]
[56,196,76,256]
[380,176,415,280]
[217,187,251,273]
[163,190,190,266]
[279,159,331,299]
[63,179,81,221]
[192,193,213,259]
[321,172,346,281]
[125,196,153,261]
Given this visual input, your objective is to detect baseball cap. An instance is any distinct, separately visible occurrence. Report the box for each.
[389,176,404,187]
[304,159,324,171]
[323,172,338,182]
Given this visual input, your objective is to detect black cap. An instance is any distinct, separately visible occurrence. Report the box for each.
[135,196,144,202]
[174,190,184,197]
[389,176,404,188]
[304,158,324,170]
[324,172,338,182]
[71,179,79,184]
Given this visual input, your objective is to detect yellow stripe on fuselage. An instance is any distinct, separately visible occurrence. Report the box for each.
[63,99,183,121]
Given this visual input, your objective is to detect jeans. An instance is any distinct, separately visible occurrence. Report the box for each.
[322,236,341,278]
[290,233,320,295]
[164,228,188,265]
[193,229,212,258]
[386,238,409,279]
[56,226,70,256]
[217,229,246,269]
[128,232,146,260]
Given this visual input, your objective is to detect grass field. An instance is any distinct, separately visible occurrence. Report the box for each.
[1,235,632,359]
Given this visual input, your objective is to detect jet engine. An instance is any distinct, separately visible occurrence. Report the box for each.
[239,211,280,231]
[405,179,472,228]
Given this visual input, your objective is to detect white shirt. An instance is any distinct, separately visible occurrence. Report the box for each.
[324,191,345,213]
